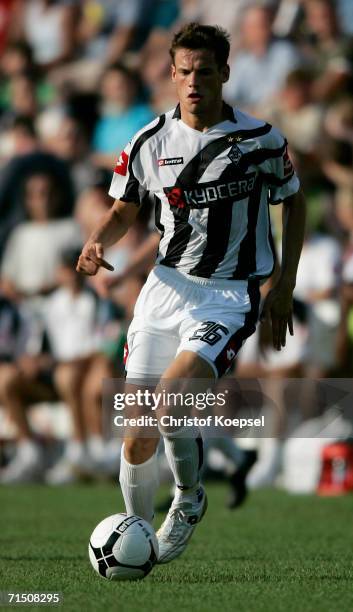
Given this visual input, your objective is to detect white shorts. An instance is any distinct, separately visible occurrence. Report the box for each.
[125,265,260,379]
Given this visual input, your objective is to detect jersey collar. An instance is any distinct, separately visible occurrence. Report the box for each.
[172,102,237,124]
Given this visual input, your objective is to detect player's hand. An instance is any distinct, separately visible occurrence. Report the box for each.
[260,282,294,351]
[76,242,114,276]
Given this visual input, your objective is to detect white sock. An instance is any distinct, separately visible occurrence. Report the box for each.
[119,445,159,522]
[162,427,202,492]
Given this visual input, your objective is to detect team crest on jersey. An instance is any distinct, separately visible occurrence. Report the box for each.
[114,150,129,176]
[228,144,242,166]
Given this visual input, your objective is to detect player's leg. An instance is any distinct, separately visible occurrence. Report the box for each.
[156,275,261,562]
[119,348,211,524]
[159,350,213,490]
[120,440,160,522]
[119,327,179,523]
[156,350,213,563]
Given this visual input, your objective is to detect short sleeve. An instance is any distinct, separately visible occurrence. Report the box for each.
[260,127,300,205]
[109,141,147,206]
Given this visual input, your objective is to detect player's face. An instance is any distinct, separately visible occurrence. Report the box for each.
[171,48,229,118]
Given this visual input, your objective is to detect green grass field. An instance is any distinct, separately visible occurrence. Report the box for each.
[0,483,352,612]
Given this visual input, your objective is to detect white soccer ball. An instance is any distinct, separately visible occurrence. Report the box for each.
[88,513,159,581]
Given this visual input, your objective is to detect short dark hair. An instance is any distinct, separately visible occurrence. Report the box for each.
[169,23,230,68]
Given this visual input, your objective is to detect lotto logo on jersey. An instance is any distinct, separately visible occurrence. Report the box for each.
[158,157,184,166]
[114,151,129,176]
[283,147,294,178]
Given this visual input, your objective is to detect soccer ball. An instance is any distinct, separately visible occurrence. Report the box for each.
[88,513,159,581]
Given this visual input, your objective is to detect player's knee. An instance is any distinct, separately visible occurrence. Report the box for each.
[123,438,159,464]
[162,351,215,379]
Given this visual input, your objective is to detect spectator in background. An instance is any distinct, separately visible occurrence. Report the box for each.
[50,0,163,92]
[0,115,38,162]
[37,111,100,194]
[0,121,75,259]
[44,248,117,484]
[262,68,324,188]
[0,72,38,127]
[0,248,118,484]
[224,3,301,112]
[0,69,41,145]
[0,298,58,484]
[0,114,38,165]
[272,0,353,38]
[321,97,353,191]
[301,0,353,103]
[91,62,155,170]
[0,41,55,112]
[1,171,80,300]
[179,0,270,47]
[237,220,341,488]
[77,0,156,64]
[11,0,78,72]
[296,225,342,378]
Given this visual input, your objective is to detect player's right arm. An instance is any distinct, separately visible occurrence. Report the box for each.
[76,199,139,276]
[79,114,159,276]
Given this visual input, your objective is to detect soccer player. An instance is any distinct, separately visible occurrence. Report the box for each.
[77,23,306,563]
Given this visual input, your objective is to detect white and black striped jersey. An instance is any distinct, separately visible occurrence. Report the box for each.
[109,103,300,280]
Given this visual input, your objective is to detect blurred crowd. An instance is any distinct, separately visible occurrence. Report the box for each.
[0,0,353,489]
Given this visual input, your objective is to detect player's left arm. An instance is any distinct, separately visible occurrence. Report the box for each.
[261,189,306,351]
